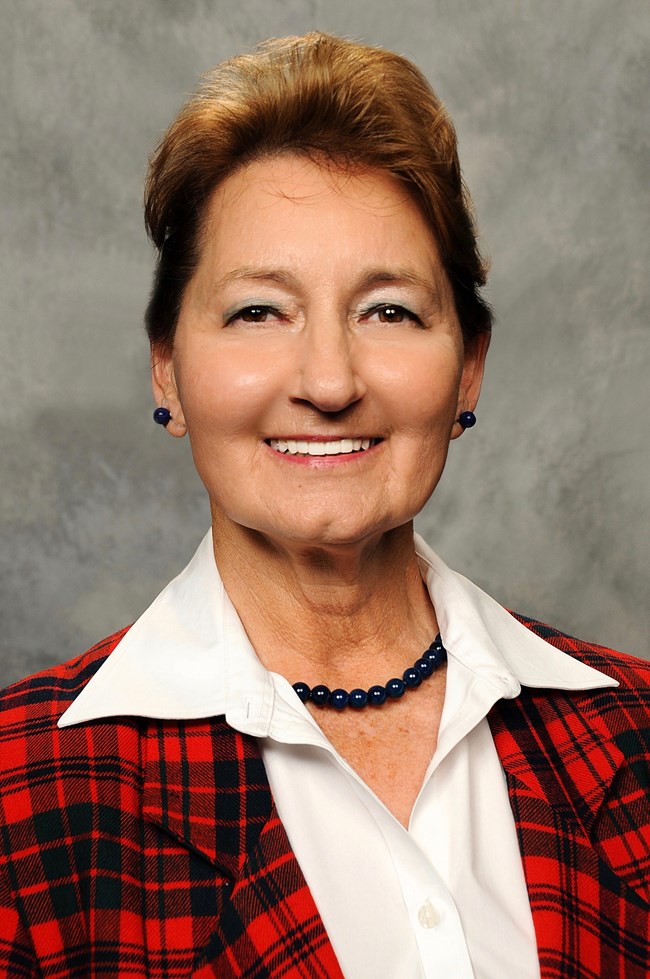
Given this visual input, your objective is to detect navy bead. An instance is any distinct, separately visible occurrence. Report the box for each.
[153,406,172,426]
[330,689,350,710]
[403,666,423,688]
[426,647,446,668]
[349,688,369,709]
[386,678,406,699]
[311,684,331,706]
[415,657,434,677]
[368,685,387,706]
[458,410,476,429]
[292,682,311,703]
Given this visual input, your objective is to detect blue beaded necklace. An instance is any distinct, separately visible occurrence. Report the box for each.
[292,634,447,710]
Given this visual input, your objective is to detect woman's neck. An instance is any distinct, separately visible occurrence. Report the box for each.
[210,513,439,688]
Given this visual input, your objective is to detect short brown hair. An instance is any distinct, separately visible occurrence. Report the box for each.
[144,32,492,349]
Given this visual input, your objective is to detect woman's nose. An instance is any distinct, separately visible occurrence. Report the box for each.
[292,318,366,413]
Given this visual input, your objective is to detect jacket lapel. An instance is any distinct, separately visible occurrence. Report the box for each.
[488,688,623,832]
[142,717,344,978]
[142,715,271,878]
[489,686,649,973]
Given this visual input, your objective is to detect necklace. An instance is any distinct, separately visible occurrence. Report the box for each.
[292,634,447,710]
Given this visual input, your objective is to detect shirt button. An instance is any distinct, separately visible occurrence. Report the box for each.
[417,899,439,929]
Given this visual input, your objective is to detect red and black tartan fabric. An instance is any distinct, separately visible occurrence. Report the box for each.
[0,617,649,978]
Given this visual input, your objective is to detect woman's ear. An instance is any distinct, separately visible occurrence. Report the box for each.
[150,343,188,438]
[451,331,491,440]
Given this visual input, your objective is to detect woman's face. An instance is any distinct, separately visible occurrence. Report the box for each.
[153,154,488,550]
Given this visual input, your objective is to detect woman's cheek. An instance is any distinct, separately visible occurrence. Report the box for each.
[181,354,277,432]
[388,359,460,429]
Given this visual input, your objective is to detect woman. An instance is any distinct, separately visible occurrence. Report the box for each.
[0,32,648,979]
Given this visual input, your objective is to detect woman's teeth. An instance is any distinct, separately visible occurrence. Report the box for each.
[269,438,373,456]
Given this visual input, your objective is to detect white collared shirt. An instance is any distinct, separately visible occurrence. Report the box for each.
[60,532,617,979]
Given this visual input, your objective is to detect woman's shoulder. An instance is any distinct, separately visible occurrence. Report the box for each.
[0,625,132,730]
[512,611,650,695]
[0,627,141,823]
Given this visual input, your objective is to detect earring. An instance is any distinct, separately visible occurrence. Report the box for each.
[458,410,476,429]
[153,407,172,426]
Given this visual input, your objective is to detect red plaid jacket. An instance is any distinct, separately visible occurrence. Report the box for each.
[0,617,649,978]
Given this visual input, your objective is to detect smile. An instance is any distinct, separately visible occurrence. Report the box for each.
[267,438,379,456]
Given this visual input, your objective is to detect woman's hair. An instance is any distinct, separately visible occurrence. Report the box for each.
[144,32,492,349]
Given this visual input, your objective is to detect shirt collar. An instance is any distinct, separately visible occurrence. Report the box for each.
[59,530,617,730]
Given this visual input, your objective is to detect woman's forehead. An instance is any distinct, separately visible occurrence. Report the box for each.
[216,153,411,206]
[196,153,444,279]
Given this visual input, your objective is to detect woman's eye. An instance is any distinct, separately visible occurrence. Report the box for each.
[234,305,272,323]
[225,304,290,326]
[365,304,420,325]
[378,305,405,323]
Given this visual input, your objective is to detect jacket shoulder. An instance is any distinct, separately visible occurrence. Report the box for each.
[0,626,142,847]
[512,611,650,691]
[0,626,131,734]
[506,613,650,772]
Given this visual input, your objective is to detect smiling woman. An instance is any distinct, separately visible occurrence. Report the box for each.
[1,31,649,979]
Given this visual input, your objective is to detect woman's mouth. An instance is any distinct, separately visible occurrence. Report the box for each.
[267,438,381,456]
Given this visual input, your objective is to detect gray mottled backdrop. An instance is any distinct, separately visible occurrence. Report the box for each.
[2,0,648,686]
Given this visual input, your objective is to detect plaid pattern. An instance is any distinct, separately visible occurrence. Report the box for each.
[489,616,650,978]
[0,618,648,977]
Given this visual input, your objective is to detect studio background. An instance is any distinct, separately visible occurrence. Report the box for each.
[2,0,648,686]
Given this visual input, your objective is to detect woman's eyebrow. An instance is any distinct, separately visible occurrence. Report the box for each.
[213,267,301,289]
[357,269,443,304]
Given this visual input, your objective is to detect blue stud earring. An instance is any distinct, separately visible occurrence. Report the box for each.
[153,407,172,426]
[458,410,476,429]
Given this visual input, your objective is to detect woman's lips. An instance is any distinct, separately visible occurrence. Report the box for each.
[267,437,381,456]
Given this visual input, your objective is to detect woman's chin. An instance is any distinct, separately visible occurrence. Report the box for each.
[244,512,414,554]
[210,489,425,553]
